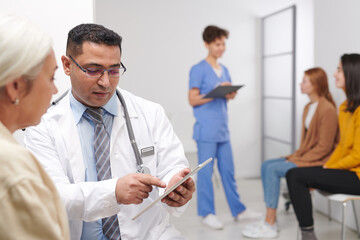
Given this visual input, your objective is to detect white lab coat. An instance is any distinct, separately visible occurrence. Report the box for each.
[25,89,189,240]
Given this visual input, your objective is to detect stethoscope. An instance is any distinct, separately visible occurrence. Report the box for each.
[52,89,151,174]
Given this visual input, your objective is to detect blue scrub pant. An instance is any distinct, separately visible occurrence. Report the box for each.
[196,140,246,217]
[261,158,296,209]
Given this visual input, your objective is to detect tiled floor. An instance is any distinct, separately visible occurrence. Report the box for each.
[170,154,359,240]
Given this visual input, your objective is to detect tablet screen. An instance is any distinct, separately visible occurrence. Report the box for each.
[132,157,213,220]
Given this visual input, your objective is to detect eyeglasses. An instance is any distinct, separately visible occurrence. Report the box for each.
[68,55,126,78]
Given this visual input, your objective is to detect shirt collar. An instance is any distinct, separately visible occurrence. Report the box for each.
[69,90,118,124]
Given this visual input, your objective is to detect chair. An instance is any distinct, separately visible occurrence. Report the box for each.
[318,191,360,240]
[281,178,292,211]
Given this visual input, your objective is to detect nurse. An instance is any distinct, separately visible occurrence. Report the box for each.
[188,25,260,229]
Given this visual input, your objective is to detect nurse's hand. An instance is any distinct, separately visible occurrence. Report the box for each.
[225,91,237,100]
[115,173,166,204]
[221,82,237,100]
[161,168,195,207]
[220,82,231,86]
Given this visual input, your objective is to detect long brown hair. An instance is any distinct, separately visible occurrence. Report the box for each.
[304,67,336,107]
[341,53,360,113]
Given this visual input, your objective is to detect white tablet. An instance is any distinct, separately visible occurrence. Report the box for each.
[131,157,213,220]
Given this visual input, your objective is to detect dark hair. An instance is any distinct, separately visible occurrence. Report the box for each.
[66,23,122,57]
[341,53,360,113]
[304,67,336,107]
[202,25,229,44]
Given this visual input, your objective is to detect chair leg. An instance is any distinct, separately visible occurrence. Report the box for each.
[328,198,332,221]
[297,226,300,240]
[351,200,360,238]
[342,201,347,240]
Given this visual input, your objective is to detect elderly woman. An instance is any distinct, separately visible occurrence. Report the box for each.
[0,14,69,239]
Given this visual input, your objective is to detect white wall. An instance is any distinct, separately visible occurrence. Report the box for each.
[313,0,360,231]
[1,0,315,178]
[314,0,360,107]
[1,0,94,144]
[94,0,314,177]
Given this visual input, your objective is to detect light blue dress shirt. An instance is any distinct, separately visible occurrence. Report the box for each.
[69,91,118,240]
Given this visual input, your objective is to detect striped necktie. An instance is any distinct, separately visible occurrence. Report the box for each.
[86,108,121,240]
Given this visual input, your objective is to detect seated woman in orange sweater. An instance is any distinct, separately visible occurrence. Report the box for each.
[242,67,339,239]
[286,53,360,240]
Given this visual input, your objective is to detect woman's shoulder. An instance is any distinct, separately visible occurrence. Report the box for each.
[352,104,360,119]
[191,59,207,69]
[318,97,337,112]
[190,60,208,77]
[0,137,41,181]
[338,100,349,115]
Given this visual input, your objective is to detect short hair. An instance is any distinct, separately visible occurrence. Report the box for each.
[341,53,360,113]
[202,25,229,44]
[0,14,52,89]
[66,23,122,57]
[304,67,335,107]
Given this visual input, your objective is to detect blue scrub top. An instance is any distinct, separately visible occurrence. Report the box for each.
[189,59,231,142]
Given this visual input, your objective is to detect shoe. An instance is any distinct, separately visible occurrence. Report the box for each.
[242,221,278,238]
[244,219,279,231]
[235,209,262,221]
[202,214,224,230]
[301,230,318,240]
[243,219,265,231]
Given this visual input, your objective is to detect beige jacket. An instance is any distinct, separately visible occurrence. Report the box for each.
[0,122,69,240]
[287,97,339,167]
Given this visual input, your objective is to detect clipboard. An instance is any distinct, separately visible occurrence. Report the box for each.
[131,157,213,220]
[202,85,244,99]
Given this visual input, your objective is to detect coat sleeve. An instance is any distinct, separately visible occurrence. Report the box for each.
[0,179,68,240]
[24,118,120,222]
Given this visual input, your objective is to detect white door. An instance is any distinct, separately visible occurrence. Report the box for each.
[261,6,296,161]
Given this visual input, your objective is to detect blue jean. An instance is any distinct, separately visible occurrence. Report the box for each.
[196,141,246,217]
[261,158,297,209]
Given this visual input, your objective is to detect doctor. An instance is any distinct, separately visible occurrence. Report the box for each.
[25,23,194,240]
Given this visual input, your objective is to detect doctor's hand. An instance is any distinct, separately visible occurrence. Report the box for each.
[115,173,166,205]
[161,168,195,207]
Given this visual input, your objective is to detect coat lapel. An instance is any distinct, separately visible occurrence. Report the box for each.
[110,89,138,152]
[58,94,85,183]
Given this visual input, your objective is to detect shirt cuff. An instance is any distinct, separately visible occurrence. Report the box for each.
[104,178,121,212]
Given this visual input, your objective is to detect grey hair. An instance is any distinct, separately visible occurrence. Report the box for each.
[0,14,52,89]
